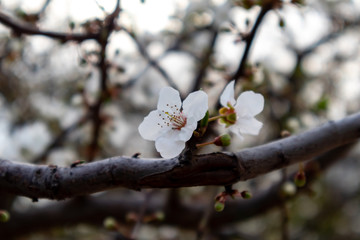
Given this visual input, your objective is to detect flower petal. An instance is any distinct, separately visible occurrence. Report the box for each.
[155,136,185,158]
[220,80,236,107]
[178,117,197,141]
[228,126,245,141]
[235,116,263,135]
[138,110,168,141]
[157,87,182,113]
[234,91,264,117]
[182,90,208,121]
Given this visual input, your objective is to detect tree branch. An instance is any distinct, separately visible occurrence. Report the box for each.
[0,112,359,200]
[1,143,355,238]
[0,11,99,42]
[231,3,272,82]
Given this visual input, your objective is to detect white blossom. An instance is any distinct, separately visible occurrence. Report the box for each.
[139,87,208,158]
[220,80,264,140]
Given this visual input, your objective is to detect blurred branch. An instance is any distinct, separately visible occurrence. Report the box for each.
[231,3,273,83]
[31,115,90,163]
[122,28,179,90]
[191,27,218,92]
[0,112,359,200]
[87,0,121,161]
[1,142,355,238]
[0,11,99,42]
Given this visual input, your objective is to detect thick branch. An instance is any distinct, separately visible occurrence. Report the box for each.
[1,144,355,238]
[0,112,359,200]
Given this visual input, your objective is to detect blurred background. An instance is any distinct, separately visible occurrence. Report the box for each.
[0,0,360,239]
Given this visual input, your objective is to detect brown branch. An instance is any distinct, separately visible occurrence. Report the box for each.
[0,11,99,42]
[191,27,218,92]
[231,3,273,83]
[1,143,355,239]
[87,1,121,161]
[0,112,359,200]
[122,28,179,90]
[32,115,90,163]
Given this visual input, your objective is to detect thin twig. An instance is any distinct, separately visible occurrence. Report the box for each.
[231,4,272,83]
[0,11,99,42]
[122,28,179,90]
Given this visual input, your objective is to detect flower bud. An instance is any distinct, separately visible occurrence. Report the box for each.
[214,134,231,147]
[240,190,252,199]
[0,210,10,222]
[103,217,118,231]
[214,201,225,212]
[294,171,306,187]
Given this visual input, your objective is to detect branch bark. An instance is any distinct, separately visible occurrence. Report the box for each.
[1,112,359,200]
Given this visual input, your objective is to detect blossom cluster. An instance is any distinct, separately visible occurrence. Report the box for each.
[138,80,264,158]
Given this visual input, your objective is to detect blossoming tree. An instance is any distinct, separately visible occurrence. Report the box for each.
[0,0,360,239]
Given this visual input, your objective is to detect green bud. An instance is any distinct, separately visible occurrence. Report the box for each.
[214,134,231,147]
[103,217,117,230]
[240,190,252,199]
[294,171,306,187]
[0,210,10,222]
[214,201,225,212]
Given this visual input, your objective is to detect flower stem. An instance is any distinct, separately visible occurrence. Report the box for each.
[208,115,223,122]
[196,141,215,148]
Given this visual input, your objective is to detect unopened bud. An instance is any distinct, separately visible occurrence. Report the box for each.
[240,190,252,199]
[280,181,297,197]
[214,134,231,147]
[103,217,118,230]
[294,171,306,187]
[0,210,10,222]
[214,201,225,212]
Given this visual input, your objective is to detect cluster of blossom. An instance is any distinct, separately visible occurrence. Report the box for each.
[138,80,264,158]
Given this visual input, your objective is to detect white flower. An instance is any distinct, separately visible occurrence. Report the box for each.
[219,80,264,140]
[139,87,208,158]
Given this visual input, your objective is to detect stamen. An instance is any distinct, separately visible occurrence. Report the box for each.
[157,104,187,130]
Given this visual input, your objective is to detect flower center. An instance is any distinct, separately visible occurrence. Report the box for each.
[157,104,187,130]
